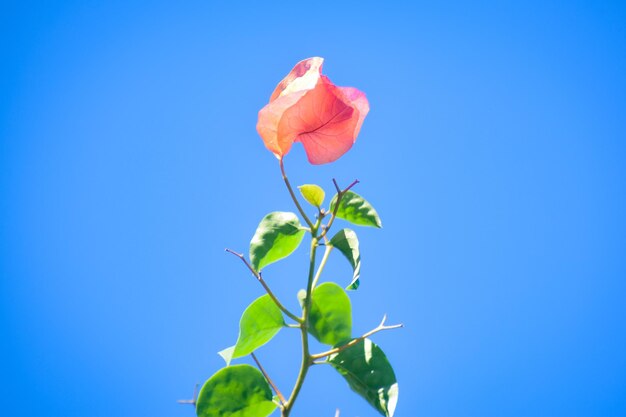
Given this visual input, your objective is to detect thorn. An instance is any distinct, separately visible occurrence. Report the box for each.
[177,383,199,406]
[225,248,245,259]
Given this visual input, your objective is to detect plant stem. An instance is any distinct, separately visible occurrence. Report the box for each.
[280,158,315,230]
[279,160,324,416]
[282,234,318,417]
[311,245,333,289]
[278,164,360,416]
[282,228,321,417]
[225,248,302,323]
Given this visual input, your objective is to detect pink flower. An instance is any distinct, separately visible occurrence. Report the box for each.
[257,57,369,165]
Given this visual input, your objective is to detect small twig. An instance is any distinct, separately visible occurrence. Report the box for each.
[177,383,199,405]
[225,249,302,323]
[310,315,403,360]
[343,179,360,193]
[332,178,342,193]
[252,352,286,406]
[318,179,359,240]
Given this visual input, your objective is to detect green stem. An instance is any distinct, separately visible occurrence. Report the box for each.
[279,160,334,417]
[280,158,315,230]
[311,245,333,289]
[283,235,318,417]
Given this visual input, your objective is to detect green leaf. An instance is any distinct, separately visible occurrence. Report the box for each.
[218,294,284,365]
[329,339,398,417]
[249,212,306,271]
[309,282,352,346]
[196,364,277,417]
[330,191,382,228]
[298,184,325,208]
[329,229,361,290]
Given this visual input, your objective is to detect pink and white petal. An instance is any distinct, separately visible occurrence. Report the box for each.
[257,89,309,158]
[298,130,356,164]
[278,79,358,164]
[339,86,369,137]
[269,57,324,102]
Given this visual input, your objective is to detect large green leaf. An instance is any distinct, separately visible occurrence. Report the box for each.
[196,364,277,417]
[298,184,325,208]
[329,339,398,417]
[249,212,306,271]
[330,191,382,228]
[309,282,352,346]
[218,294,284,365]
[329,229,361,290]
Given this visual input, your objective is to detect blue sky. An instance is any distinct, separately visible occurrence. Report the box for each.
[1,1,625,416]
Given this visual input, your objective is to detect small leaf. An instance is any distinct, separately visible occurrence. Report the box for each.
[218,294,284,365]
[330,191,382,228]
[329,339,398,417]
[309,282,352,346]
[298,184,325,208]
[250,212,306,271]
[196,364,277,417]
[329,229,361,290]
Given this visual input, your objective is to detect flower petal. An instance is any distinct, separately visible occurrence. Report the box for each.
[257,90,309,158]
[270,57,324,102]
[257,58,369,164]
[258,58,325,159]
[339,87,370,137]
[278,77,362,164]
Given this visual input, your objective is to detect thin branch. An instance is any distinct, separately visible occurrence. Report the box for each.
[177,383,199,405]
[318,179,359,240]
[344,179,360,193]
[310,315,403,360]
[252,352,286,406]
[332,178,341,193]
[225,248,302,323]
[280,158,315,230]
[311,244,333,289]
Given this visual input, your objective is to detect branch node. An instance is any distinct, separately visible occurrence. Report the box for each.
[310,314,403,360]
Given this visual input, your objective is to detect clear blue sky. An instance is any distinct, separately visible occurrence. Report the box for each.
[1,1,625,416]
